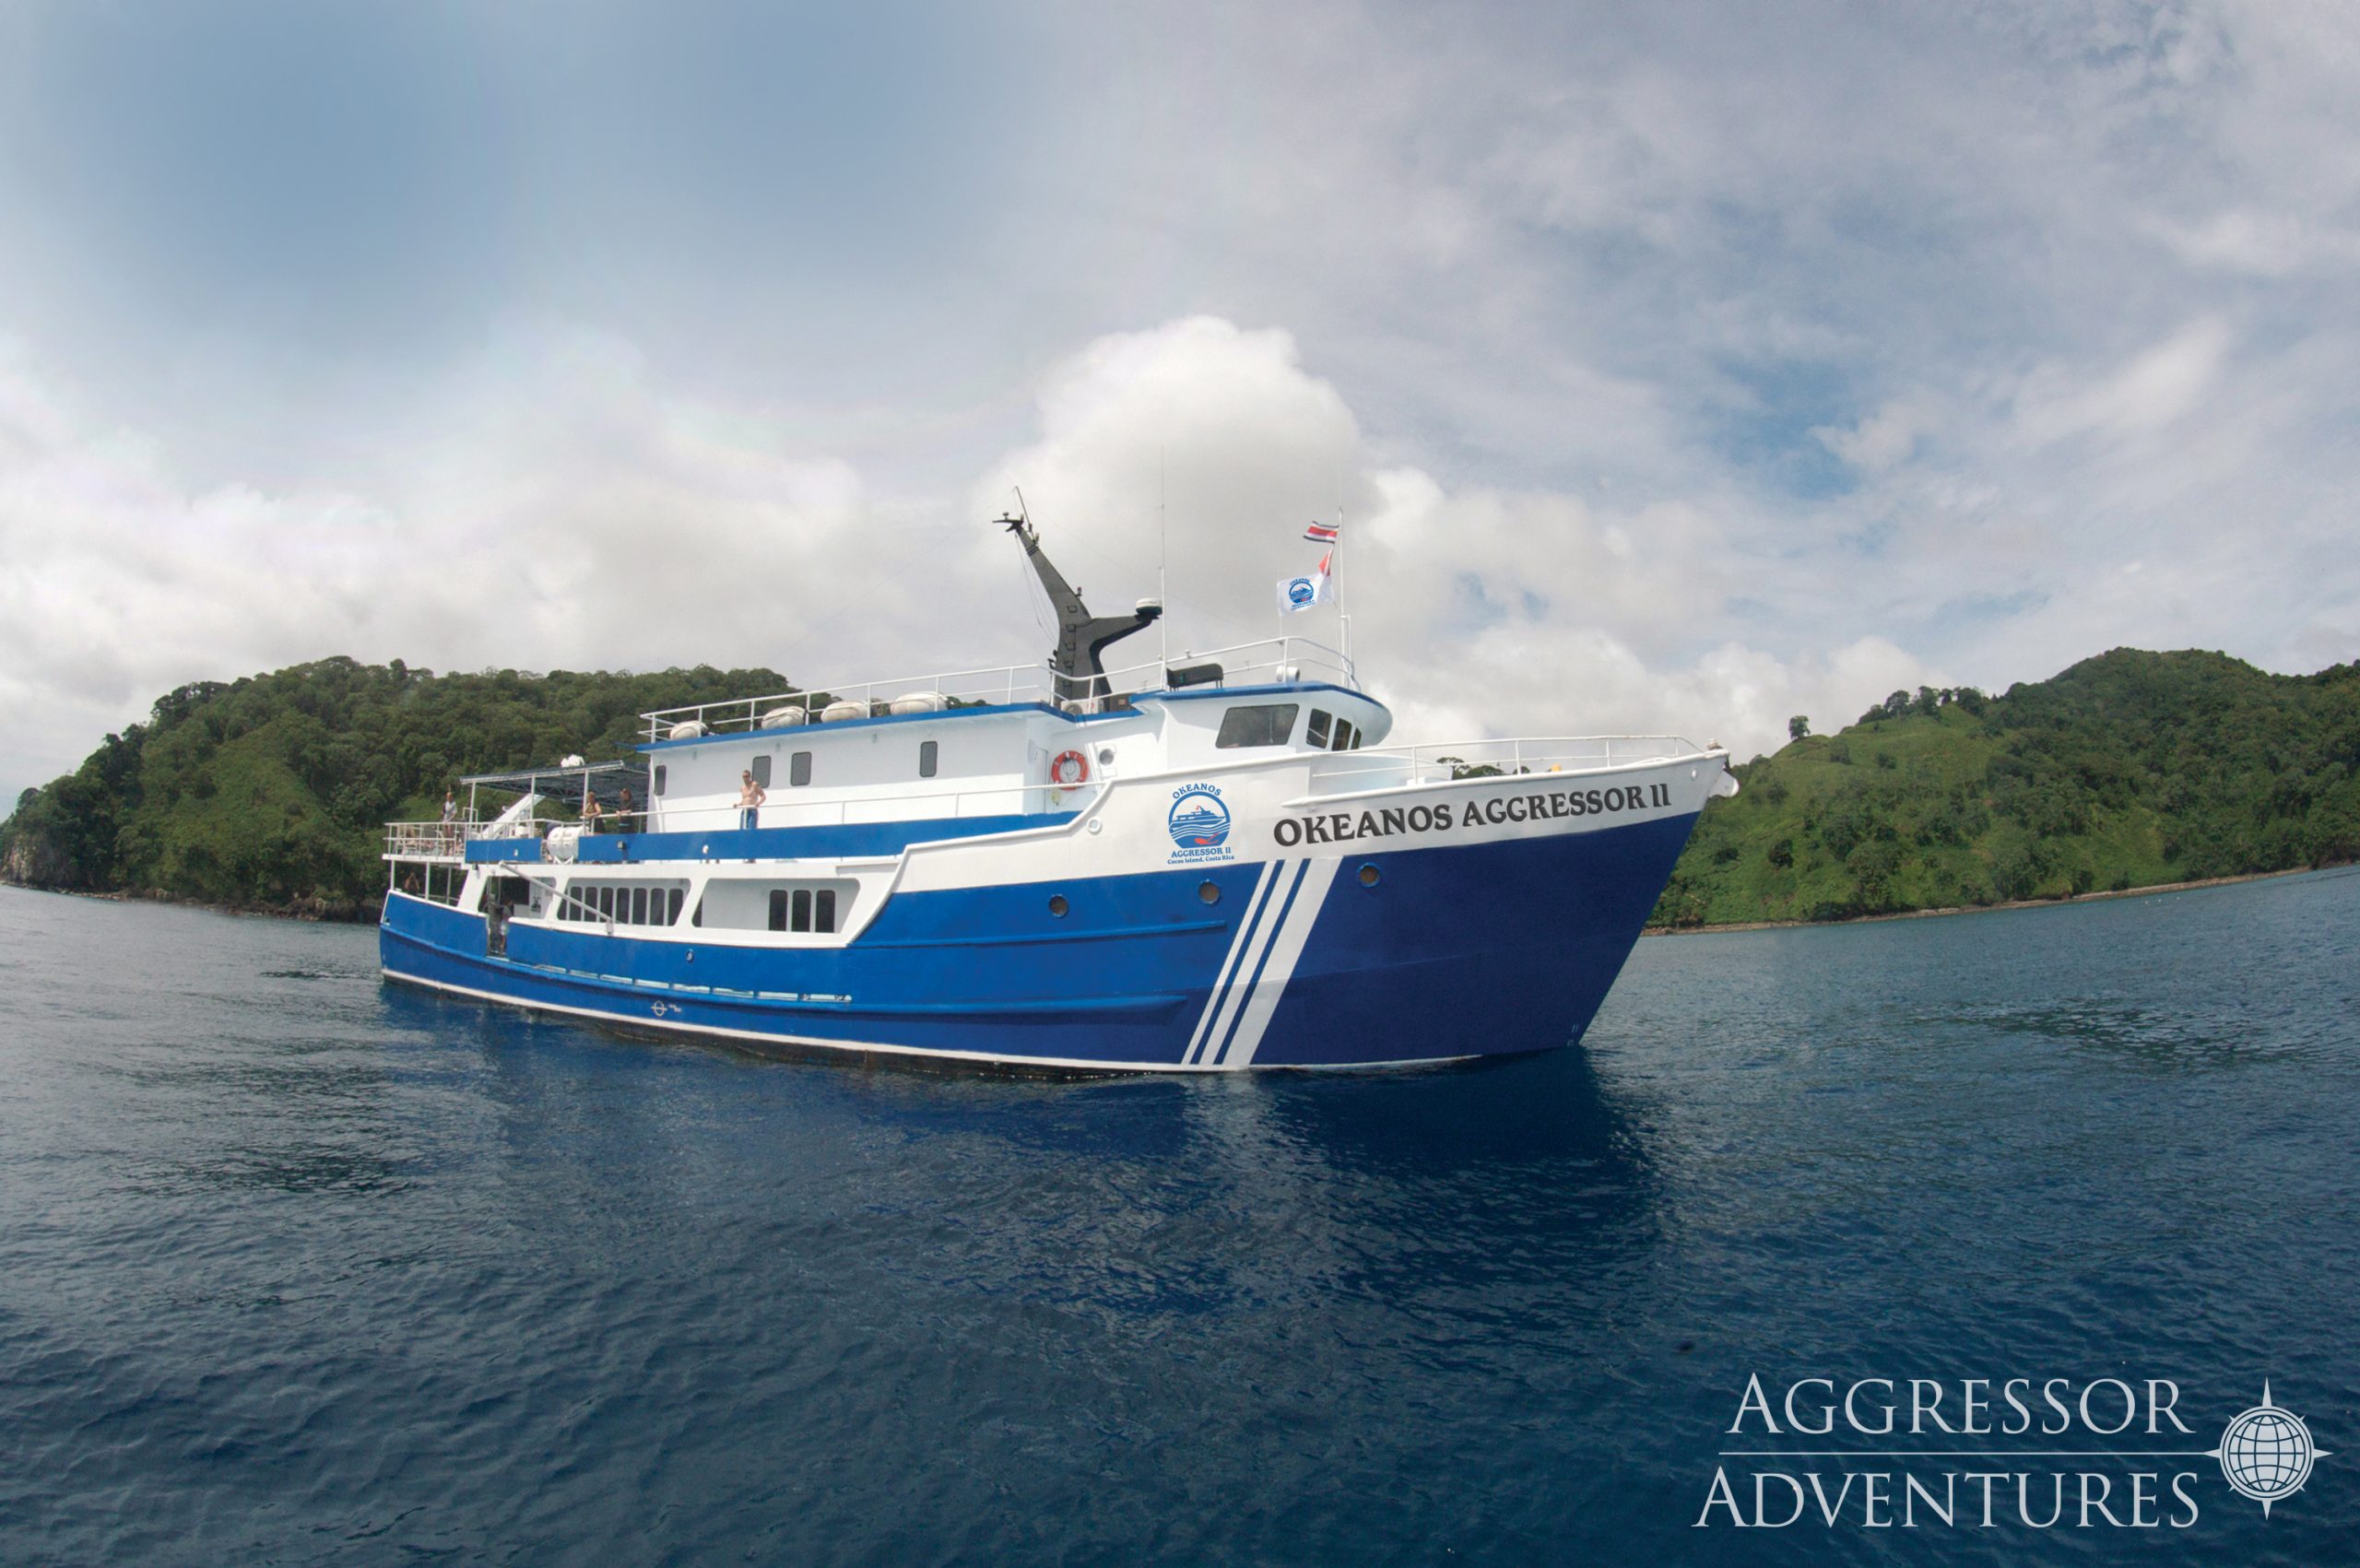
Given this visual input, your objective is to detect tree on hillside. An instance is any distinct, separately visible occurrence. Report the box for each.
[1788,715,1811,741]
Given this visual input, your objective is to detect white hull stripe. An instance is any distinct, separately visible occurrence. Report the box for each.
[1215,858,1339,1067]
[1183,860,1280,1066]
[1207,860,1310,1067]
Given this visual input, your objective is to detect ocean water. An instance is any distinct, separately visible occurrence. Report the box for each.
[1,871,2355,1566]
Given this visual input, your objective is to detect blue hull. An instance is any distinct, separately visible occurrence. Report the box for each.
[381,813,1697,1069]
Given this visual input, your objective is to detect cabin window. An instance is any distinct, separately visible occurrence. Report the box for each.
[631,887,649,925]
[1215,702,1301,749]
[919,739,938,778]
[1306,709,1333,748]
[1332,720,1356,751]
[599,887,617,920]
[750,754,773,787]
[761,885,840,934]
[791,751,813,787]
[667,889,684,925]
[653,764,667,796]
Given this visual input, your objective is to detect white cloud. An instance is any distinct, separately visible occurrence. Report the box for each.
[2012,318,2235,448]
[8,1,2360,802]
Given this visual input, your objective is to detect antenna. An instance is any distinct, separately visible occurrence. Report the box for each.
[1158,448,1169,673]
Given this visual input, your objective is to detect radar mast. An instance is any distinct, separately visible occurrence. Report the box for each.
[997,507,1162,707]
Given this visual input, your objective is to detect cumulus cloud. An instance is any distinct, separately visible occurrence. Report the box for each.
[0,327,903,792]
[6,1,2360,801]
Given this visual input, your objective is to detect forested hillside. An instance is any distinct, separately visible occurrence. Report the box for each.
[0,658,787,915]
[5,647,2355,925]
[1649,649,2360,927]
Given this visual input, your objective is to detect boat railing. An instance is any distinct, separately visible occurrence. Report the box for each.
[637,636,1358,743]
[384,819,490,860]
[626,780,1102,842]
[389,780,1106,863]
[1304,735,1706,791]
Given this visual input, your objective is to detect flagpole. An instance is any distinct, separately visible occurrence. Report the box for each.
[1334,489,1350,670]
[1158,447,1169,676]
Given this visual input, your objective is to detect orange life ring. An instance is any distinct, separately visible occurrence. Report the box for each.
[1050,749,1091,786]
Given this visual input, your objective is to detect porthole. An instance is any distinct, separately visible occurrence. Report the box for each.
[1198,880,1221,904]
[1047,894,1069,918]
[1097,747,1115,765]
[1358,864,1381,887]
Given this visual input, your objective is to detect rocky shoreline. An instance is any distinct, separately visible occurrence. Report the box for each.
[1641,867,2315,937]
[0,878,383,924]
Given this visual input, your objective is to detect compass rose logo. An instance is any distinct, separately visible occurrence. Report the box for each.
[2215,1383,2328,1517]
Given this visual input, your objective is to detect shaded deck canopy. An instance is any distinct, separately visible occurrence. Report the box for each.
[462,760,651,810]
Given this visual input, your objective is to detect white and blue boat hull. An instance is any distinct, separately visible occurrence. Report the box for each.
[381,759,1717,1071]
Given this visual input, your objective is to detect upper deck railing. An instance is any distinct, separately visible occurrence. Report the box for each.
[384,819,487,861]
[1301,735,1711,793]
[637,636,1360,744]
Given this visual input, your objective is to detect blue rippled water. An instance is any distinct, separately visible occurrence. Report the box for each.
[2,871,2356,1565]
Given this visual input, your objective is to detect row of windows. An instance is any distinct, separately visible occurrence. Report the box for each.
[733,740,939,792]
[560,883,688,925]
[768,887,841,934]
[1214,702,1368,750]
[1306,708,1363,751]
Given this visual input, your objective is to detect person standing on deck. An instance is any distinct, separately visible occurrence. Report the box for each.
[738,770,766,832]
[440,788,458,854]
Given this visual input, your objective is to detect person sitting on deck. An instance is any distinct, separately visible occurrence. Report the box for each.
[738,770,766,832]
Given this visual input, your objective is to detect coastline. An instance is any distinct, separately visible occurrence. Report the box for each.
[1640,866,2319,937]
[0,879,381,924]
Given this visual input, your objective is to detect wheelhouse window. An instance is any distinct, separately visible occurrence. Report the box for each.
[652,764,667,796]
[919,739,938,778]
[790,750,813,786]
[1215,702,1301,749]
[1331,719,1358,751]
[750,754,772,787]
[1306,708,1333,748]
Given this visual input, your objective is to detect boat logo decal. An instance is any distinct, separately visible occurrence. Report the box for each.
[1167,784,1234,864]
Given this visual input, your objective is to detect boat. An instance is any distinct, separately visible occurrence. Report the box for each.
[379,513,1738,1070]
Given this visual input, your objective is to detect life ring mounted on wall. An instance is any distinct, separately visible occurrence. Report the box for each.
[1049,749,1092,787]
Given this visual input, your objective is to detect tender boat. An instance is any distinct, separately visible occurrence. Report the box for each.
[380,515,1737,1070]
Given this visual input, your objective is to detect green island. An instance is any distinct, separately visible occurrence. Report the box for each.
[3,648,2355,927]
[1,659,789,918]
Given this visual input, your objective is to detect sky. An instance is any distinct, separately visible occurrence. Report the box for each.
[3,0,2355,803]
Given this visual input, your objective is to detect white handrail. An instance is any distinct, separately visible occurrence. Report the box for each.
[636,635,1359,742]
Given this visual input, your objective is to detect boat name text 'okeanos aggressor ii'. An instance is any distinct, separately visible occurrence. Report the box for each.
[1270,781,1673,847]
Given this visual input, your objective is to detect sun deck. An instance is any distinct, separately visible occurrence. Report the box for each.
[633,635,1361,744]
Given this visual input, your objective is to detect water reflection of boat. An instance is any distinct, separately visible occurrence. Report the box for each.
[380,514,1735,1070]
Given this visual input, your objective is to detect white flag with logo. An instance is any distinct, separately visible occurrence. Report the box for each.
[1275,571,1332,614]
[1275,549,1335,614]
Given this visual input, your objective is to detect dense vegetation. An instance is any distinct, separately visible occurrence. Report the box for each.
[0,658,788,915]
[5,647,2354,926]
[1649,649,2360,927]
